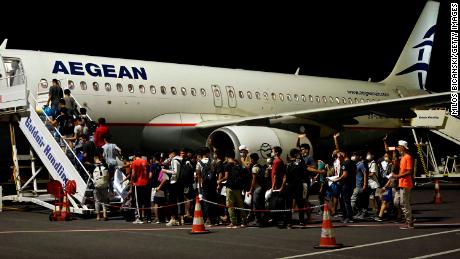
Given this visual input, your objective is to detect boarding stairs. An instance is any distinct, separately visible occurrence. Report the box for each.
[2,92,96,214]
[404,109,460,178]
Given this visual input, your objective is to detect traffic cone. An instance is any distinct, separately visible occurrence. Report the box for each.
[433,180,442,204]
[314,202,343,249]
[190,195,210,234]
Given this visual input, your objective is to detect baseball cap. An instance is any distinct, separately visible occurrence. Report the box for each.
[239,145,248,151]
[398,140,409,150]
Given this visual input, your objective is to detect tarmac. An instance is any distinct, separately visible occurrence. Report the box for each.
[1,187,460,259]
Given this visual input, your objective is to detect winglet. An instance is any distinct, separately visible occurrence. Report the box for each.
[295,67,300,75]
[0,39,7,50]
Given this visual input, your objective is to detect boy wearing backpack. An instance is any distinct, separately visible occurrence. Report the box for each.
[92,155,109,221]
[196,147,218,226]
[218,151,247,228]
[248,153,266,227]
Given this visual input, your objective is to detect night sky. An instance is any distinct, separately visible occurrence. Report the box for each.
[2,1,452,92]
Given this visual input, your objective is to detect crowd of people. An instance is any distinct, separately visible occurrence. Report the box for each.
[44,79,416,230]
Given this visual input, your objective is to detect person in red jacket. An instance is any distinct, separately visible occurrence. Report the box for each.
[94,117,109,155]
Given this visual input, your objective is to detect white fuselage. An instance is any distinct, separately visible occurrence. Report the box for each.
[1,49,409,151]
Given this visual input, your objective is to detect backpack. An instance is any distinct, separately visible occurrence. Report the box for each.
[58,114,73,135]
[250,163,267,190]
[199,159,216,188]
[93,164,109,188]
[286,159,305,184]
[177,157,195,185]
[87,120,98,135]
[227,163,247,190]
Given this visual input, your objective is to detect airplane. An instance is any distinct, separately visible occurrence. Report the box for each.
[0,1,450,161]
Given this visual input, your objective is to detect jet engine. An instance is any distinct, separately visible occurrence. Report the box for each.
[207,126,313,164]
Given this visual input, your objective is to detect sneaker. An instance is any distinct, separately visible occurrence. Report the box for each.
[374,216,383,222]
[155,220,161,224]
[400,224,414,230]
[166,219,178,227]
[226,224,238,229]
[147,220,152,224]
[342,219,354,224]
[133,218,144,224]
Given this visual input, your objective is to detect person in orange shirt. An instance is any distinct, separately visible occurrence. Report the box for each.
[394,140,414,229]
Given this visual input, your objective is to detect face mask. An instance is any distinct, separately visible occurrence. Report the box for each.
[271,152,275,157]
[350,155,356,161]
[366,154,372,160]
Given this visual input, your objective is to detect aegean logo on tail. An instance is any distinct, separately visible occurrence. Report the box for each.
[52,61,147,80]
[396,25,436,89]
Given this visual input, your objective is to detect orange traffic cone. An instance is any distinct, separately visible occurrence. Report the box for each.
[314,202,343,249]
[433,180,442,204]
[190,195,210,234]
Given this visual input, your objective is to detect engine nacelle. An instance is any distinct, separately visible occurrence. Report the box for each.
[207,126,313,164]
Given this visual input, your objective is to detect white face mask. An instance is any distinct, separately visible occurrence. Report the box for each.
[366,154,372,160]
[271,152,275,157]
[350,155,356,161]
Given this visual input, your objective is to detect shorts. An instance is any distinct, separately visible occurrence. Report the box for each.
[382,188,392,202]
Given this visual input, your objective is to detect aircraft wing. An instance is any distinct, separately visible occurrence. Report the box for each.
[196,92,451,129]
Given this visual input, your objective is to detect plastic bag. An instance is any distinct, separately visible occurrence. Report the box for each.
[244,192,252,206]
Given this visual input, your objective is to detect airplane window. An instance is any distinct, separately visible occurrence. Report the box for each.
[239,91,244,99]
[301,94,306,102]
[279,93,284,101]
[200,88,206,96]
[355,98,359,103]
[128,84,134,93]
[93,82,99,91]
[294,94,299,102]
[161,86,167,95]
[39,79,48,89]
[309,95,313,102]
[228,89,235,98]
[181,87,187,96]
[342,97,347,104]
[263,92,268,100]
[247,91,252,99]
[371,99,375,102]
[68,80,75,90]
[80,81,87,90]
[116,83,123,92]
[287,94,292,101]
[335,97,340,104]
[213,88,220,97]
[322,96,327,103]
[255,92,261,100]
[150,85,156,94]
[360,98,365,103]
[191,88,197,96]
[105,83,111,92]
[329,96,334,103]
[315,96,320,102]
[366,99,370,102]
[139,85,145,94]
[271,92,276,100]
[348,98,353,104]
[171,86,177,95]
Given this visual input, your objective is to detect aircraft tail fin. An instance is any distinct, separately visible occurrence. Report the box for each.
[381,1,440,90]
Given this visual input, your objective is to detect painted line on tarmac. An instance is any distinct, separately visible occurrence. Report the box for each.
[0,226,228,234]
[277,229,460,259]
[410,248,460,259]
